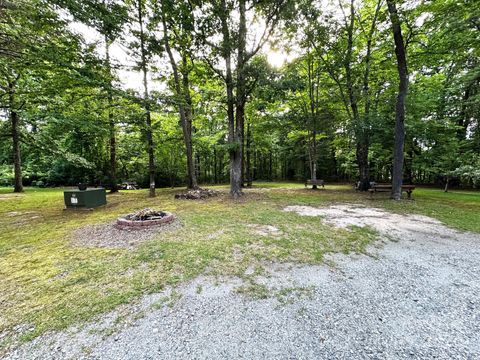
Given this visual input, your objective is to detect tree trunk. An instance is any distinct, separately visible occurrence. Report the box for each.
[161,7,198,190]
[405,141,414,184]
[144,91,155,198]
[253,149,257,180]
[230,0,247,198]
[214,147,218,184]
[138,0,155,197]
[307,53,318,189]
[105,37,118,193]
[356,142,369,190]
[246,123,252,187]
[196,153,201,183]
[387,0,408,200]
[345,0,370,191]
[219,0,242,198]
[11,108,22,192]
[332,147,338,179]
[346,0,382,191]
[218,152,223,183]
[458,86,471,141]
[358,0,381,191]
[241,118,245,187]
[8,79,22,193]
[170,151,174,188]
[269,152,273,181]
[181,55,198,189]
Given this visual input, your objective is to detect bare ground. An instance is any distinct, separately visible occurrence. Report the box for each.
[70,220,181,248]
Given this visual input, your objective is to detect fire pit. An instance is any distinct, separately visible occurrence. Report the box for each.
[116,208,175,229]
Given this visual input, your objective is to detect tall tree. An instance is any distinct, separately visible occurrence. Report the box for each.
[1,1,29,193]
[159,0,198,190]
[198,0,289,197]
[101,1,128,193]
[305,51,321,188]
[7,75,22,192]
[128,0,157,197]
[352,0,382,190]
[290,0,383,190]
[324,0,381,190]
[387,0,408,200]
[100,1,128,192]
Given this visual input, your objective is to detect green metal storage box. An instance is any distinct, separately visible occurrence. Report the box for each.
[64,188,107,209]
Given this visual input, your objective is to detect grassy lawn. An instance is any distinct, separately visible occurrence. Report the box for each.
[0,183,479,349]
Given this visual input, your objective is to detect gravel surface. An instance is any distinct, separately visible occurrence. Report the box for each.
[70,220,181,248]
[4,205,480,359]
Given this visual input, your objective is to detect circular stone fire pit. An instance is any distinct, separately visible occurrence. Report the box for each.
[116,208,175,229]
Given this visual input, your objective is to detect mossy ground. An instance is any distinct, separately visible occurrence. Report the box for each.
[0,183,478,349]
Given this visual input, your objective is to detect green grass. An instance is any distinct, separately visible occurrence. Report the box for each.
[0,183,478,350]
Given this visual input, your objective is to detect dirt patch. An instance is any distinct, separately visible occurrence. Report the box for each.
[70,220,181,249]
[0,194,23,200]
[206,229,225,240]
[6,211,42,225]
[8,211,30,217]
[247,224,284,237]
[283,204,465,241]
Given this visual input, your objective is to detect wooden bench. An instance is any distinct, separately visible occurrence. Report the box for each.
[305,179,325,189]
[355,181,377,191]
[368,184,416,199]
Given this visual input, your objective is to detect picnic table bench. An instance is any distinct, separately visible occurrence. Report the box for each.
[368,184,416,199]
[355,181,377,191]
[119,181,139,190]
[305,179,325,189]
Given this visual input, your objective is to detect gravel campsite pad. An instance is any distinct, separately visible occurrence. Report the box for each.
[5,205,480,359]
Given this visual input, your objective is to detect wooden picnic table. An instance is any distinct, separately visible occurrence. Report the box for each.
[305,179,325,189]
[368,184,416,199]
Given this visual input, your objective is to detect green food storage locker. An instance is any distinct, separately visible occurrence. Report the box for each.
[64,188,107,209]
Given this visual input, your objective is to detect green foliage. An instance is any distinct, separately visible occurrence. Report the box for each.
[1,0,479,190]
[449,164,480,187]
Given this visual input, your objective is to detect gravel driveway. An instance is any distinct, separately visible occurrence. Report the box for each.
[4,205,480,360]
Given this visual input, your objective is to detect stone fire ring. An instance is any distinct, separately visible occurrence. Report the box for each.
[116,212,175,229]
